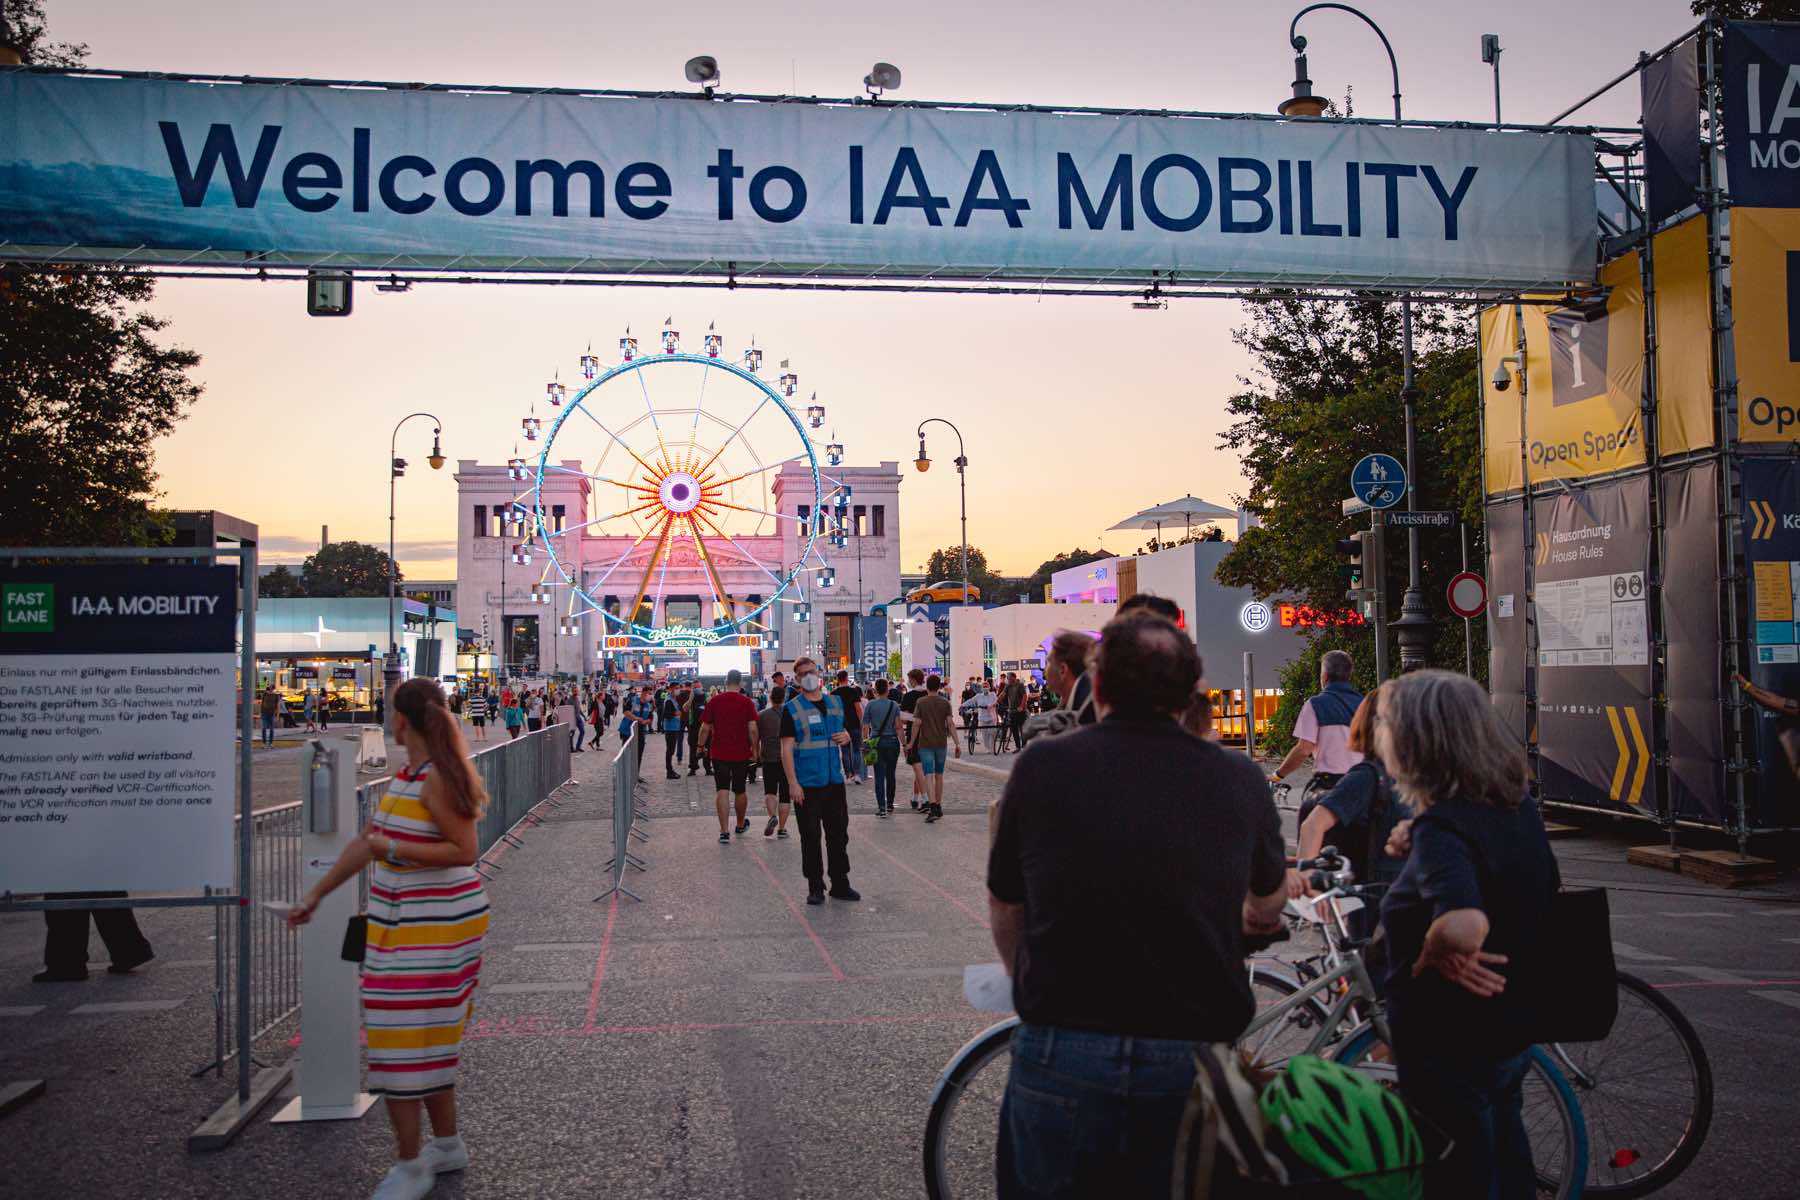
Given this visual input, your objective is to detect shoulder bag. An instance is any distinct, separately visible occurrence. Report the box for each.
[863,701,895,766]
[1527,872,1618,1042]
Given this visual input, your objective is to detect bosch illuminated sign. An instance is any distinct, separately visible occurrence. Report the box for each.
[1278,603,1366,629]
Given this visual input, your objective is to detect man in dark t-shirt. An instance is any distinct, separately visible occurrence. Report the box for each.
[986,613,1287,1193]
[898,667,928,810]
[833,670,865,786]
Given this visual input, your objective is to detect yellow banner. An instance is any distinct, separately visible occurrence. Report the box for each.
[1483,213,1714,493]
[1733,207,1800,443]
[1651,215,1715,457]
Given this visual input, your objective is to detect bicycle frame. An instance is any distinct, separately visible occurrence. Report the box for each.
[1243,948,1392,1064]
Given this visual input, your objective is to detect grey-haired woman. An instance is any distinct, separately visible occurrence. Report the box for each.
[1375,669,1556,1199]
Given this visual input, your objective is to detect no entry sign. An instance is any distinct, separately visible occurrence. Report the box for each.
[1447,571,1488,620]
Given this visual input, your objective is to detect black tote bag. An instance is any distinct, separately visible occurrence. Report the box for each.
[1527,886,1618,1043]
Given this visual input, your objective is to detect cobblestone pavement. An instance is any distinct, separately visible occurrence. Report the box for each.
[0,734,1795,1197]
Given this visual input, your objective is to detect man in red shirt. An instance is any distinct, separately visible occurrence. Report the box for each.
[700,669,761,844]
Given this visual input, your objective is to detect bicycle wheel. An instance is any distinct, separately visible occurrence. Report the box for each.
[1239,965,1337,1070]
[923,1018,1017,1200]
[1334,1026,1589,1199]
[1547,971,1713,1198]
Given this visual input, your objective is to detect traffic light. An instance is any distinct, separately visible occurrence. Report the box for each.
[1338,532,1365,599]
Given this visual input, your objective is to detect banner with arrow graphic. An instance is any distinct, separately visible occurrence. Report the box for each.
[1740,458,1800,827]
[1531,475,1655,813]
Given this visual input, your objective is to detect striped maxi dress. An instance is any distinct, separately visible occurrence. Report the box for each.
[363,761,490,1098]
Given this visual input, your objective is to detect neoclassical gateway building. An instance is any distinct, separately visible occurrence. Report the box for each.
[455,458,903,679]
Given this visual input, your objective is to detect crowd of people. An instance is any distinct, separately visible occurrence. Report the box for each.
[235,602,1552,1199]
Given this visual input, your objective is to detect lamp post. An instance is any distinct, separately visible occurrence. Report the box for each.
[386,412,445,720]
[914,418,970,606]
[1281,3,1431,673]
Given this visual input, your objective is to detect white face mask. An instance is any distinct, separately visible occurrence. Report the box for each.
[799,672,822,693]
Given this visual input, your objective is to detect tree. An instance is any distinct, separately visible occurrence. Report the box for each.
[925,545,1007,603]
[0,6,200,550]
[3,1,88,68]
[260,565,305,597]
[302,542,398,597]
[1691,1,1800,19]
[0,267,203,548]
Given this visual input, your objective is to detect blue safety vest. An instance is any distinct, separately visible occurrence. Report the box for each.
[785,692,846,788]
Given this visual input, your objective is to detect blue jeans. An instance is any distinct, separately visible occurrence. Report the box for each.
[873,743,900,809]
[841,739,863,780]
[1393,1037,1533,1200]
[997,1023,1198,1199]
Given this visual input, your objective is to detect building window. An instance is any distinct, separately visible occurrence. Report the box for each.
[552,504,566,533]
[852,505,866,537]
[871,505,886,537]
[474,505,487,537]
[797,504,810,530]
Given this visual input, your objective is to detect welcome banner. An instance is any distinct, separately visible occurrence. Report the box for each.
[0,72,1596,289]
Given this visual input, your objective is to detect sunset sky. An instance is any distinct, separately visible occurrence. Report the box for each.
[46,0,1691,580]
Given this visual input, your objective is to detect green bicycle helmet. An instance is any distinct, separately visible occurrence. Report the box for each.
[1258,1055,1425,1200]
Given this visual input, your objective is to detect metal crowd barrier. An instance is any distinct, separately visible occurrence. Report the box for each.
[596,728,646,902]
[210,726,574,1074]
[207,800,305,1078]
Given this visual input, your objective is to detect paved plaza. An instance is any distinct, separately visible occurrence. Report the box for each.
[1,745,1797,1197]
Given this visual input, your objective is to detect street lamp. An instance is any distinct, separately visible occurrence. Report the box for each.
[387,412,444,722]
[914,419,970,606]
[1281,3,1430,673]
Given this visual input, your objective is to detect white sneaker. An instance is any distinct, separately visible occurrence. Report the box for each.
[419,1134,469,1174]
[370,1160,433,1200]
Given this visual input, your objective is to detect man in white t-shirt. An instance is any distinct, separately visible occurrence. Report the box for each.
[1271,650,1363,795]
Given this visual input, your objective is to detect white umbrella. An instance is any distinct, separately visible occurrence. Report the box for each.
[1108,495,1237,541]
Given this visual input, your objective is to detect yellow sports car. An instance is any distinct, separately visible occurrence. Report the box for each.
[906,581,981,603]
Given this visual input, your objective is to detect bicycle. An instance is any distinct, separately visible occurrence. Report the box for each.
[1250,857,1710,1198]
[923,852,1590,1199]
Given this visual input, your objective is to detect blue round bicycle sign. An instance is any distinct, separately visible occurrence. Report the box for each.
[1351,453,1407,510]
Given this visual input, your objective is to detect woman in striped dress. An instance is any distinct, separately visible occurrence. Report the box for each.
[290,678,490,1200]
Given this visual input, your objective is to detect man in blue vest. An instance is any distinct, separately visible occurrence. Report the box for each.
[1271,649,1364,809]
[780,656,859,906]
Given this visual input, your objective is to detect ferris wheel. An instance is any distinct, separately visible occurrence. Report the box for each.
[503,322,850,650]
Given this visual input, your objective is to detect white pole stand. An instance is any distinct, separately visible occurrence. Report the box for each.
[272,740,378,1123]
